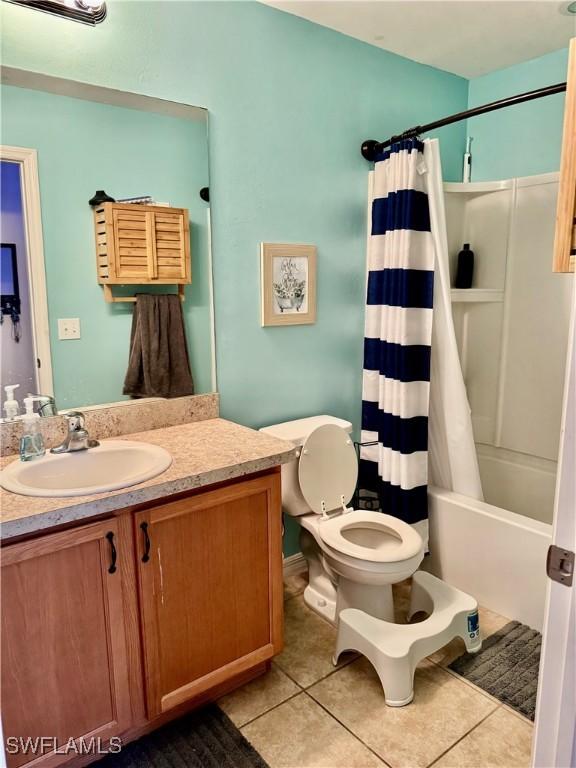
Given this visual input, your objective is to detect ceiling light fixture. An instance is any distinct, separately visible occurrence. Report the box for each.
[3,0,107,25]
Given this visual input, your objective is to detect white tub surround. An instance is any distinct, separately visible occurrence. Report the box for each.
[444,173,571,525]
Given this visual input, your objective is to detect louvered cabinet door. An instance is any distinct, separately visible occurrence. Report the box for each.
[95,203,191,286]
[554,37,576,273]
[112,206,153,281]
[153,210,190,282]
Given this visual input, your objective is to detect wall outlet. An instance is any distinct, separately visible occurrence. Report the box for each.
[57,318,81,340]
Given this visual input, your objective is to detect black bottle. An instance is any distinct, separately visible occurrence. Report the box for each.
[454,243,474,289]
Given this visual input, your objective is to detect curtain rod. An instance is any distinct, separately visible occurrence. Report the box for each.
[361,82,567,161]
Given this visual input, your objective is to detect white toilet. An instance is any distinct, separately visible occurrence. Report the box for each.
[262,414,481,706]
[261,415,425,625]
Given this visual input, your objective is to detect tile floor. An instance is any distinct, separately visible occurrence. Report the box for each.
[219,571,534,768]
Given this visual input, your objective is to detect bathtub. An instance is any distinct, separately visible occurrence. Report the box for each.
[426,486,552,631]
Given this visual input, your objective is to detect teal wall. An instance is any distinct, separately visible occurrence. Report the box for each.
[3,5,566,555]
[0,85,212,408]
[1,1,469,555]
[467,48,569,181]
[1,1,468,424]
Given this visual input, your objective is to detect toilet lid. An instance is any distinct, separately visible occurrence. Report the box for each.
[298,424,358,515]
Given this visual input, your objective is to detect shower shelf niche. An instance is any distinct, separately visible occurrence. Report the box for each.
[450,289,504,303]
[443,180,513,196]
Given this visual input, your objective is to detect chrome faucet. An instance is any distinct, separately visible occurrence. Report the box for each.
[50,411,100,454]
[27,394,58,417]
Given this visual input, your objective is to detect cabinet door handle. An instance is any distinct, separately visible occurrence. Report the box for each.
[106,531,117,574]
[141,522,151,563]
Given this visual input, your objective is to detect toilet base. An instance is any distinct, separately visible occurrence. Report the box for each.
[303,584,337,624]
[384,692,415,708]
[336,578,395,623]
[302,577,396,626]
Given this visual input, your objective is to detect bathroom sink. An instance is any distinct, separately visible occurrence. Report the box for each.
[0,440,172,497]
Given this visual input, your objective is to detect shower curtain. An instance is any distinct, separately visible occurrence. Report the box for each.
[425,140,483,501]
[360,138,482,544]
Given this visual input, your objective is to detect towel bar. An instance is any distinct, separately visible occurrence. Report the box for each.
[103,284,185,303]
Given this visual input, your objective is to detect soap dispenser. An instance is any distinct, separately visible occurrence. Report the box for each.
[3,384,20,421]
[20,397,46,461]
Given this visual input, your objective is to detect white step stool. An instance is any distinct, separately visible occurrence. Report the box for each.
[333,571,482,707]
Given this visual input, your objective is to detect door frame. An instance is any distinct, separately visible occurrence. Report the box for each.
[1,145,53,396]
[532,272,576,767]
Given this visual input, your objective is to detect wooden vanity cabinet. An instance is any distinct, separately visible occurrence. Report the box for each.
[1,519,132,768]
[135,473,284,717]
[1,470,283,767]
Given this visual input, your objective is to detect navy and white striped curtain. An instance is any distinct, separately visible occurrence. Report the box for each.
[360,139,434,534]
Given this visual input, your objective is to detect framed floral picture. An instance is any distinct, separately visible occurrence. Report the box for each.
[260,243,317,326]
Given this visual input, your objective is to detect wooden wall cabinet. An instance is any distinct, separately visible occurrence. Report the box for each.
[1,471,283,768]
[94,203,191,286]
[554,37,576,273]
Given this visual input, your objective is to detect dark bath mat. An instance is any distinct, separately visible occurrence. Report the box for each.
[449,620,541,721]
[95,705,269,768]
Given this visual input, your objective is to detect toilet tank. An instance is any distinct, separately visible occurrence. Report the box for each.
[260,415,353,517]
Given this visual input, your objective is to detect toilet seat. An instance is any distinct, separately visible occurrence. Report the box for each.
[318,510,423,563]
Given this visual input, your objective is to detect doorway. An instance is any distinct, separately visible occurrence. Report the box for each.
[0,147,53,404]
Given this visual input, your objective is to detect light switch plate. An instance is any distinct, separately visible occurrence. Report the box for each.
[57,318,81,340]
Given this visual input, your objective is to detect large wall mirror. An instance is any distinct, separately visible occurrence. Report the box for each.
[0,67,215,417]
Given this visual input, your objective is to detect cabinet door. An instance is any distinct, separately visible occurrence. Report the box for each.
[153,210,190,283]
[111,206,152,281]
[554,36,576,273]
[1,520,132,768]
[136,473,283,717]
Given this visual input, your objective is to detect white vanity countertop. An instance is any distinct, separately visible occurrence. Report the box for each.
[0,418,297,541]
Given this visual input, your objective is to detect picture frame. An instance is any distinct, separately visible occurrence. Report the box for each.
[260,242,317,327]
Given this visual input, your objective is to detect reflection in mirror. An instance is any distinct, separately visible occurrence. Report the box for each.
[0,69,215,419]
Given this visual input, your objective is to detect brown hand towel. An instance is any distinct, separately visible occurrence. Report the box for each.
[123,294,194,399]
